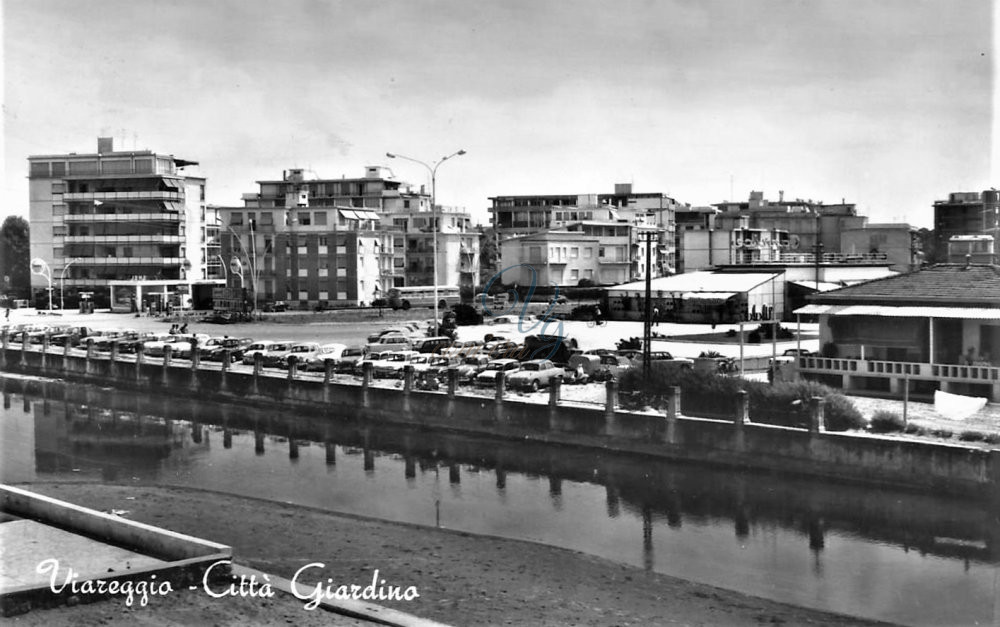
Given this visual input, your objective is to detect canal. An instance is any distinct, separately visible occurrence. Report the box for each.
[1,376,997,626]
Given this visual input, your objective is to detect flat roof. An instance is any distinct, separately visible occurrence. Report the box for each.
[609,271,781,294]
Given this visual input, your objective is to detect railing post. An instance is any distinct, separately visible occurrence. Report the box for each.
[809,396,826,434]
[664,385,681,444]
[162,344,173,385]
[135,344,145,382]
[362,361,373,408]
[287,355,297,380]
[190,344,201,371]
[20,332,28,366]
[253,352,263,395]
[85,338,95,375]
[1,331,8,368]
[446,368,457,399]
[109,340,120,378]
[323,359,334,385]
[63,337,71,372]
[549,376,561,407]
[734,389,749,452]
[605,377,618,418]
[403,365,414,413]
[493,371,506,422]
[41,335,50,371]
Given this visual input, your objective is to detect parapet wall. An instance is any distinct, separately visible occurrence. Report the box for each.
[3,342,998,499]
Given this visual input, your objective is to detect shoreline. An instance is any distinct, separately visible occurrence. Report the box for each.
[9,482,893,626]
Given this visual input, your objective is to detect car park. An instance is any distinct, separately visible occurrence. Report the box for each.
[474,359,522,387]
[507,359,563,392]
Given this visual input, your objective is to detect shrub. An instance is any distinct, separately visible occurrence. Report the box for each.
[726,329,737,337]
[958,430,986,442]
[747,331,761,344]
[904,423,928,436]
[869,411,905,433]
[984,433,1000,445]
[699,350,724,358]
[929,428,953,439]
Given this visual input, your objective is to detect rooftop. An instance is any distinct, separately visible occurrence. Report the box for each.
[811,264,1000,307]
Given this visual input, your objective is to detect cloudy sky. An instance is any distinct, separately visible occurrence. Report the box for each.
[3,0,996,227]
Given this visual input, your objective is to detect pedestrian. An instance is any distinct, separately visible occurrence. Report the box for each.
[652,306,659,327]
[4,306,9,321]
[180,323,188,334]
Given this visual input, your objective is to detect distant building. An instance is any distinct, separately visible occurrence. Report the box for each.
[932,190,1000,262]
[839,223,922,272]
[27,137,217,310]
[797,263,1000,401]
[946,234,995,264]
[222,167,479,309]
[490,183,678,276]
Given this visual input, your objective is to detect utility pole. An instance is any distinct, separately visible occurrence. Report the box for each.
[642,231,654,384]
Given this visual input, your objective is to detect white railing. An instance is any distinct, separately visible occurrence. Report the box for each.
[64,213,181,222]
[62,235,183,244]
[800,356,1000,382]
[62,191,184,201]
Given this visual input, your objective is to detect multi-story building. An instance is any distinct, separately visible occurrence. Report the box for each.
[498,220,663,287]
[27,137,216,310]
[489,183,678,275]
[713,190,867,257]
[839,223,922,272]
[932,190,1000,263]
[221,167,479,309]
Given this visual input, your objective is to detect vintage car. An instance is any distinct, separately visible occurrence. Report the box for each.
[507,359,563,392]
[474,359,522,388]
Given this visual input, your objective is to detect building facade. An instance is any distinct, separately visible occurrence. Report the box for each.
[27,137,215,309]
[932,190,1000,263]
[220,167,479,309]
[489,183,678,276]
[796,264,1000,401]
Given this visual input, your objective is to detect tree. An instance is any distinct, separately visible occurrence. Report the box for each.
[916,227,940,265]
[0,216,30,299]
[478,226,499,283]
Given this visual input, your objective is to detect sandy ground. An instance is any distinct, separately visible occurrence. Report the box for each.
[10,483,890,627]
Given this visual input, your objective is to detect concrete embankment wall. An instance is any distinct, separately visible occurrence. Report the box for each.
[3,346,998,499]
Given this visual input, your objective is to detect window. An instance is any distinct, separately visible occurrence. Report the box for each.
[299,212,311,226]
[123,247,133,257]
[261,212,273,226]
[298,268,308,278]
[336,246,347,255]
[298,291,309,301]
[584,247,593,258]
[30,162,50,177]
[570,247,579,259]
[337,268,347,277]
[51,182,65,194]
[52,226,67,236]
[231,213,243,225]
[319,291,329,300]
[53,247,64,258]
[570,269,579,280]
[314,212,327,226]
[319,268,329,277]
[598,247,606,258]
[337,292,348,300]
[52,204,66,216]
[264,238,273,254]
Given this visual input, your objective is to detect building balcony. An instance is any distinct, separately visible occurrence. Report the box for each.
[63,191,185,202]
[62,235,184,244]
[63,213,182,223]
[72,257,185,266]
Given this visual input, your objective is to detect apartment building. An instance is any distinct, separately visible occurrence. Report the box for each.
[27,137,215,310]
[221,167,479,309]
[932,190,1000,263]
[489,183,678,277]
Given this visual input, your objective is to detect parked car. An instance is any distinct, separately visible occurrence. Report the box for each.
[474,359,522,387]
[201,337,255,362]
[333,347,365,374]
[630,351,694,372]
[365,334,413,354]
[241,340,278,365]
[261,341,296,367]
[414,336,455,354]
[366,327,418,344]
[453,355,491,383]
[783,348,814,357]
[302,343,349,372]
[169,334,211,358]
[596,354,632,380]
[277,342,322,368]
[507,359,563,392]
[354,350,391,375]
[416,354,462,377]
[49,326,95,348]
[373,351,423,378]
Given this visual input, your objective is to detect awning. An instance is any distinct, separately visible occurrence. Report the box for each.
[789,280,844,292]
[794,304,846,315]
[160,178,183,190]
[683,292,736,301]
[338,209,380,221]
[833,305,1000,320]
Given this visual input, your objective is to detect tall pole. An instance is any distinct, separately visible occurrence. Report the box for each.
[59,259,79,311]
[643,232,653,384]
[386,150,467,336]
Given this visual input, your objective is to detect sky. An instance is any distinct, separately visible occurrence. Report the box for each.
[2,0,997,228]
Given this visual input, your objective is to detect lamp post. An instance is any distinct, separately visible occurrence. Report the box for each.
[59,258,80,311]
[217,218,259,316]
[30,258,53,311]
[385,149,467,335]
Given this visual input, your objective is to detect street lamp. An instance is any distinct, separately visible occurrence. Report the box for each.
[30,258,53,311]
[385,149,467,335]
[59,258,81,311]
[216,218,260,316]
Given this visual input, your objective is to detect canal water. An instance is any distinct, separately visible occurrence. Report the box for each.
[1,377,997,626]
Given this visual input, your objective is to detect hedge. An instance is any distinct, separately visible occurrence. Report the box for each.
[618,364,865,431]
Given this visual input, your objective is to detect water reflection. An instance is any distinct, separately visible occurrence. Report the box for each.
[1,376,997,626]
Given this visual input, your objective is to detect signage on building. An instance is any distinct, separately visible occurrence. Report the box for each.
[212,286,247,312]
